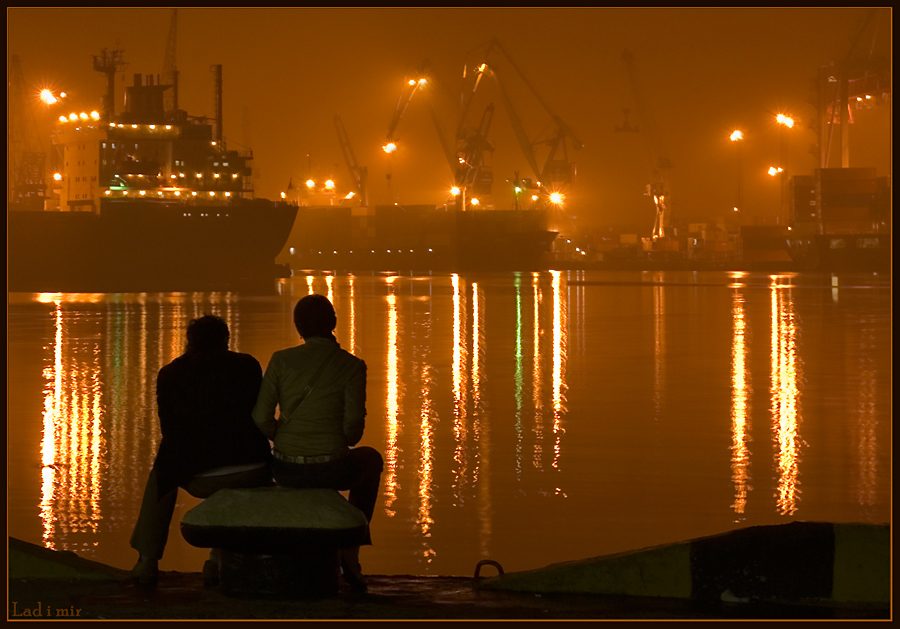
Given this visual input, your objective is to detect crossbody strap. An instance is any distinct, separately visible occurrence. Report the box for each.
[280,347,341,425]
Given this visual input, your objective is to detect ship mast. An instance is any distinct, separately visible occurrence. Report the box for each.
[92,46,127,123]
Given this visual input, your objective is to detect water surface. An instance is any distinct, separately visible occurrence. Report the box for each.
[6,270,891,577]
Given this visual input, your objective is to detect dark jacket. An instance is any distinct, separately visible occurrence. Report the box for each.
[153,349,271,495]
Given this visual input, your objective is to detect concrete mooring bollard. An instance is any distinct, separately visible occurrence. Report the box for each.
[180,486,368,598]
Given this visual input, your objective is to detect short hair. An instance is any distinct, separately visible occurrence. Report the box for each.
[294,294,336,338]
[186,314,230,353]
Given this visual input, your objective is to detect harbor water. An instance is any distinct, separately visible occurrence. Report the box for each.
[6,270,892,578]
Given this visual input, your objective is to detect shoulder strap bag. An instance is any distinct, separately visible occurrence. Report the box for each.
[279,346,341,426]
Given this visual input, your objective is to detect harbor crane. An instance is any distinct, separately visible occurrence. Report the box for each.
[618,49,672,241]
[334,115,369,206]
[460,38,582,201]
[382,59,493,207]
[7,55,47,209]
[816,9,890,168]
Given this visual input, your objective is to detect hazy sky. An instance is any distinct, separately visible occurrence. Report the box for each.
[8,7,890,231]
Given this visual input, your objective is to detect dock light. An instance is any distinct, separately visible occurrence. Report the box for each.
[768,166,783,176]
[550,192,564,205]
[165,125,172,130]
[306,179,316,189]
[58,115,67,123]
[179,173,185,178]
[730,130,743,142]
[131,124,137,128]
[776,114,794,129]
[174,191,181,196]
[383,142,397,154]
[345,191,356,199]
[408,79,417,86]
[225,191,231,197]
[450,186,461,196]
[69,113,78,121]
[214,173,220,179]
[281,192,287,199]
[158,191,164,196]
[418,78,427,86]
[471,197,480,206]
[734,207,739,212]
[79,112,89,120]
[209,191,216,197]
[531,195,538,201]
[40,89,57,105]
[90,111,100,120]
[196,173,203,179]
[105,190,111,195]
[53,173,62,181]
[59,92,67,99]
[191,191,197,196]
[324,179,335,190]
[149,124,156,129]
[478,63,487,72]
[232,173,239,178]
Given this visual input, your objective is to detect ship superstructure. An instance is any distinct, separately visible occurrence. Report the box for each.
[8,50,297,292]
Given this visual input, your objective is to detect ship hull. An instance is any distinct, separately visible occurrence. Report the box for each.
[283,205,556,273]
[8,199,297,292]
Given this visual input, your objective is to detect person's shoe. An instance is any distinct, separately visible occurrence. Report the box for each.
[340,547,368,593]
[132,556,159,586]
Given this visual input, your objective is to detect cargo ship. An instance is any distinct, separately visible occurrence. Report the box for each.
[280,203,556,273]
[786,168,890,272]
[7,50,297,292]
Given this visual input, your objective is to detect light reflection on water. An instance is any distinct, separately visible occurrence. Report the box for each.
[8,271,891,577]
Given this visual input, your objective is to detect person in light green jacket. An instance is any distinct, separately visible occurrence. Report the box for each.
[253,293,383,591]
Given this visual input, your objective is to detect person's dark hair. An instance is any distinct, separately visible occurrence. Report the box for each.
[186,314,230,353]
[294,294,337,339]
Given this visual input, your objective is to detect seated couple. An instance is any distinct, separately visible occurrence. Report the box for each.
[130,295,382,591]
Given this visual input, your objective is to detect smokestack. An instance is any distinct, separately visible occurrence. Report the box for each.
[211,64,223,144]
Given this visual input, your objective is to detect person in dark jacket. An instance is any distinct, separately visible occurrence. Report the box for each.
[130,315,272,585]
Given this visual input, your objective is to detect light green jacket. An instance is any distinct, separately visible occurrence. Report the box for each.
[252,336,366,457]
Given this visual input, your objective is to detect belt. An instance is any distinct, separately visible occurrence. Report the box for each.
[273,449,347,465]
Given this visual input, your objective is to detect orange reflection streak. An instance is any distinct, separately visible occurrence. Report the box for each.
[472,282,492,554]
[40,301,64,548]
[550,270,567,478]
[770,276,801,516]
[326,274,334,304]
[532,274,543,471]
[383,286,400,516]
[652,272,665,421]
[416,361,436,562]
[349,275,356,355]
[306,275,315,295]
[730,289,751,517]
[472,282,481,484]
[853,318,877,512]
[226,291,239,352]
[40,299,106,548]
[451,274,468,501]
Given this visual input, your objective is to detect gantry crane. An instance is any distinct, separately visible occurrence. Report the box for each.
[618,49,672,240]
[460,38,582,198]
[334,115,368,206]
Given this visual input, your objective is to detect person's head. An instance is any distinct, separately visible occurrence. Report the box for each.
[186,314,230,353]
[294,294,336,339]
